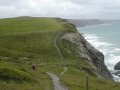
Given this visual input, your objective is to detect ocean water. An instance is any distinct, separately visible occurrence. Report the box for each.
[77,22,120,81]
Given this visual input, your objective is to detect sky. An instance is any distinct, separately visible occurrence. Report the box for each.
[0,0,120,19]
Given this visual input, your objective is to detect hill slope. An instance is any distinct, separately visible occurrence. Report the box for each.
[0,17,120,90]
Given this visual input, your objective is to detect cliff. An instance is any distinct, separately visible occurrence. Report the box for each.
[58,30,113,80]
[67,19,104,27]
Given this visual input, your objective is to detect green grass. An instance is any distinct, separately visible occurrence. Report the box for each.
[0,16,120,90]
[0,17,63,35]
[60,67,120,90]
[0,61,38,83]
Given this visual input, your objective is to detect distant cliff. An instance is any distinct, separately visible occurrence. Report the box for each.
[67,19,104,27]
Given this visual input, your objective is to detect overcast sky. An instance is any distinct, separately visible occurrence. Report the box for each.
[0,0,120,19]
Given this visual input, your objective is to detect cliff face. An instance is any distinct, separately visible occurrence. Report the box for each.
[59,31,113,80]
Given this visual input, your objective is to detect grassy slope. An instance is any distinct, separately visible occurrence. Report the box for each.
[0,16,120,90]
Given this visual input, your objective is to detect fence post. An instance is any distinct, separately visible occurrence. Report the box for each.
[86,75,88,90]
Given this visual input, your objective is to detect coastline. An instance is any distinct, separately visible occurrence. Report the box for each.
[77,24,120,82]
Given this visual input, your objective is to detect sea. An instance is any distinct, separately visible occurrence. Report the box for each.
[77,21,120,82]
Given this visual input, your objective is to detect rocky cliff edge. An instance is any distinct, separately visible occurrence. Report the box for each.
[58,31,113,80]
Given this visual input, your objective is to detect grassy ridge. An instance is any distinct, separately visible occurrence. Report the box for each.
[0,17,63,35]
[0,16,120,90]
[0,16,75,90]
[0,17,66,90]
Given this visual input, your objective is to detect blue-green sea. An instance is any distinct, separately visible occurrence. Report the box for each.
[78,22,120,81]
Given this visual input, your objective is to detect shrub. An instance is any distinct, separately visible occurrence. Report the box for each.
[0,67,35,83]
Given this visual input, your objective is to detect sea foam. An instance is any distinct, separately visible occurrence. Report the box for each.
[83,33,120,70]
[81,33,120,82]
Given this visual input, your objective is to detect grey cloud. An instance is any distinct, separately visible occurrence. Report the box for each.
[0,0,120,19]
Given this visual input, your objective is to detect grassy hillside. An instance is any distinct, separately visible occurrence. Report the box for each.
[0,16,120,90]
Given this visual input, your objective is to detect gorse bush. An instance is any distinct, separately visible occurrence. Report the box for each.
[0,67,35,82]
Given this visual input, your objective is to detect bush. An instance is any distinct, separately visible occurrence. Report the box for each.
[0,67,35,82]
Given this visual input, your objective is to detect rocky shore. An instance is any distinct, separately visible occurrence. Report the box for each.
[113,62,120,77]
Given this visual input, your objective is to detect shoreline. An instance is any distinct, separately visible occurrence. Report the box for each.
[77,24,120,82]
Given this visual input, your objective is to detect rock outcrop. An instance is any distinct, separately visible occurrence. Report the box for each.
[113,61,120,77]
[114,62,120,70]
[60,31,113,80]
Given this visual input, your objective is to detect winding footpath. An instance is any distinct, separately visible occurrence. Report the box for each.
[60,67,68,75]
[54,32,63,59]
[47,72,68,90]
[47,32,68,90]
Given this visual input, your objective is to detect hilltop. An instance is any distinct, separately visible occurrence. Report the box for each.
[0,16,120,90]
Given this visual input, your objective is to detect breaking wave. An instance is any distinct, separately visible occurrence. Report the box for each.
[81,33,120,82]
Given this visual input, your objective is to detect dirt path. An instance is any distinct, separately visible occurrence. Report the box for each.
[60,67,68,75]
[54,32,63,59]
[47,72,68,90]
[47,32,68,90]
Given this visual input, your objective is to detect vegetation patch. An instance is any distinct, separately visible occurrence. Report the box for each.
[0,67,35,82]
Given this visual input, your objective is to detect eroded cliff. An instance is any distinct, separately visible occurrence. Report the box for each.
[58,31,113,80]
